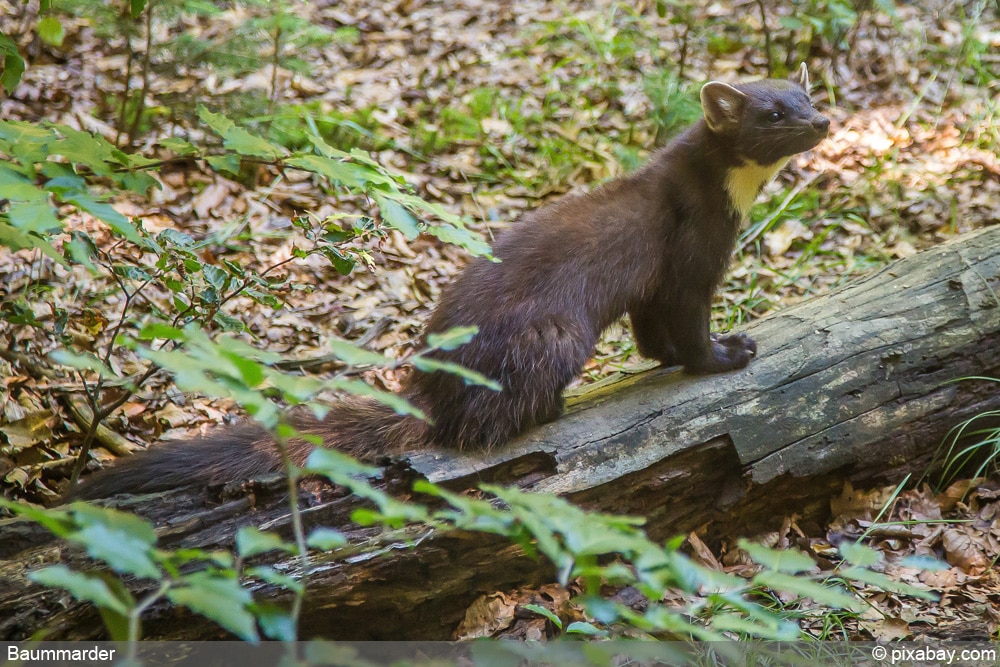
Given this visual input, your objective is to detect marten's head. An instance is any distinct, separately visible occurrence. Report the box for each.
[700,64,830,166]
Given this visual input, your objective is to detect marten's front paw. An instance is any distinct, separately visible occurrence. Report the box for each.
[687,333,756,373]
[713,332,757,356]
[713,332,756,370]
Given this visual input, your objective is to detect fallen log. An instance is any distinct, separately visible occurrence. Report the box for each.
[2,226,999,640]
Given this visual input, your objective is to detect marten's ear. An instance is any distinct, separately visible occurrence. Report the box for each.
[794,63,811,92]
[701,82,748,133]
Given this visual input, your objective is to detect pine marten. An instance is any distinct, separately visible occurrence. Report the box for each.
[74,66,830,499]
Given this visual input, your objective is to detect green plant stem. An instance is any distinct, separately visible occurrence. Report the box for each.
[857,474,910,543]
[277,426,308,637]
[128,580,170,647]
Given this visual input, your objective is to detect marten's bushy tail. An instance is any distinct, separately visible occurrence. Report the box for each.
[71,398,427,500]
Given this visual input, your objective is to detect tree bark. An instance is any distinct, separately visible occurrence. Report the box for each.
[2,226,999,640]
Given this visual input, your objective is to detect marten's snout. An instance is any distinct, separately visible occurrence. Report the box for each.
[812,115,830,136]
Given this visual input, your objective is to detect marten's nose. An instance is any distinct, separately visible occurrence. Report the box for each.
[813,116,830,135]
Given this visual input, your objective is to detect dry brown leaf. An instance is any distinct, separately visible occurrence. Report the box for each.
[453,591,517,640]
[937,478,985,512]
[830,481,896,523]
[687,531,722,570]
[766,218,812,257]
[941,528,990,575]
[192,181,233,219]
[860,616,912,641]
[0,410,56,453]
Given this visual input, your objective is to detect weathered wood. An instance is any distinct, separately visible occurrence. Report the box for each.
[2,226,999,640]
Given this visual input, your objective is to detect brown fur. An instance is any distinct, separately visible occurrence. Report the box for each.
[73,72,829,500]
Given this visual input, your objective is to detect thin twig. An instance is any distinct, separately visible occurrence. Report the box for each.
[126,0,155,146]
[755,0,773,76]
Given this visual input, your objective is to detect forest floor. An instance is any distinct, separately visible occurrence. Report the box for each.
[1,0,999,642]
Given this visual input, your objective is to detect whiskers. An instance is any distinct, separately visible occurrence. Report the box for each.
[742,125,823,155]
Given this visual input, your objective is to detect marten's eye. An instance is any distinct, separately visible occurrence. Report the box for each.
[767,110,784,123]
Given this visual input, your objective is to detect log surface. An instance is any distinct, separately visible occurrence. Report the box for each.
[2,226,999,640]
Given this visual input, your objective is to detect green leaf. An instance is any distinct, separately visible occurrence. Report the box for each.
[328,339,389,367]
[113,264,153,281]
[254,603,296,641]
[0,160,33,185]
[199,107,283,160]
[0,221,64,265]
[752,571,862,611]
[213,311,246,332]
[65,233,97,268]
[158,137,198,156]
[521,603,562,629]
[138,343,281,428]
[0,498,76,538]
[425,222,492,257]
[306,528,347,550]
[411,356,502,391]
[374,194,420,239]
[94,575,137,641]
[712,590,802,639]
[49,349,118,378]
[425,326,479,351]
[202,264,229,290]
[285,155,366,189]
[64,506,160,579]
[205,153,242,175]
[899,554,950,571]
[130,0,147,16]
[51,127,114,175]
[0,32,21,60]
[37,17,65,47]
[305,134,349,160]
[219,348,266,388]
[0,118,52,151]
[64,193,141,243]
[246,566,303,594]
[304,447,379,481]
[739,539,816,574]
[839,541,881,567]
[319,245,355,275]
[29,566,132,616]
[114,169,160,195]
[779,16,806,30]
[70,502,158,545]
[709,612,800,640]
[1,49,25,94]
[0,179,50,203]
[327,377,427,420]
[157,228,195,248]
[137,322,187,341]
[167,548,234,569]
[7,199,61,234]
[839,566,938,600]
[236,527,293,558]
[168,572,259,642]
[75,522,160,579]
[566,621,606,636]
[265,371,323,404]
